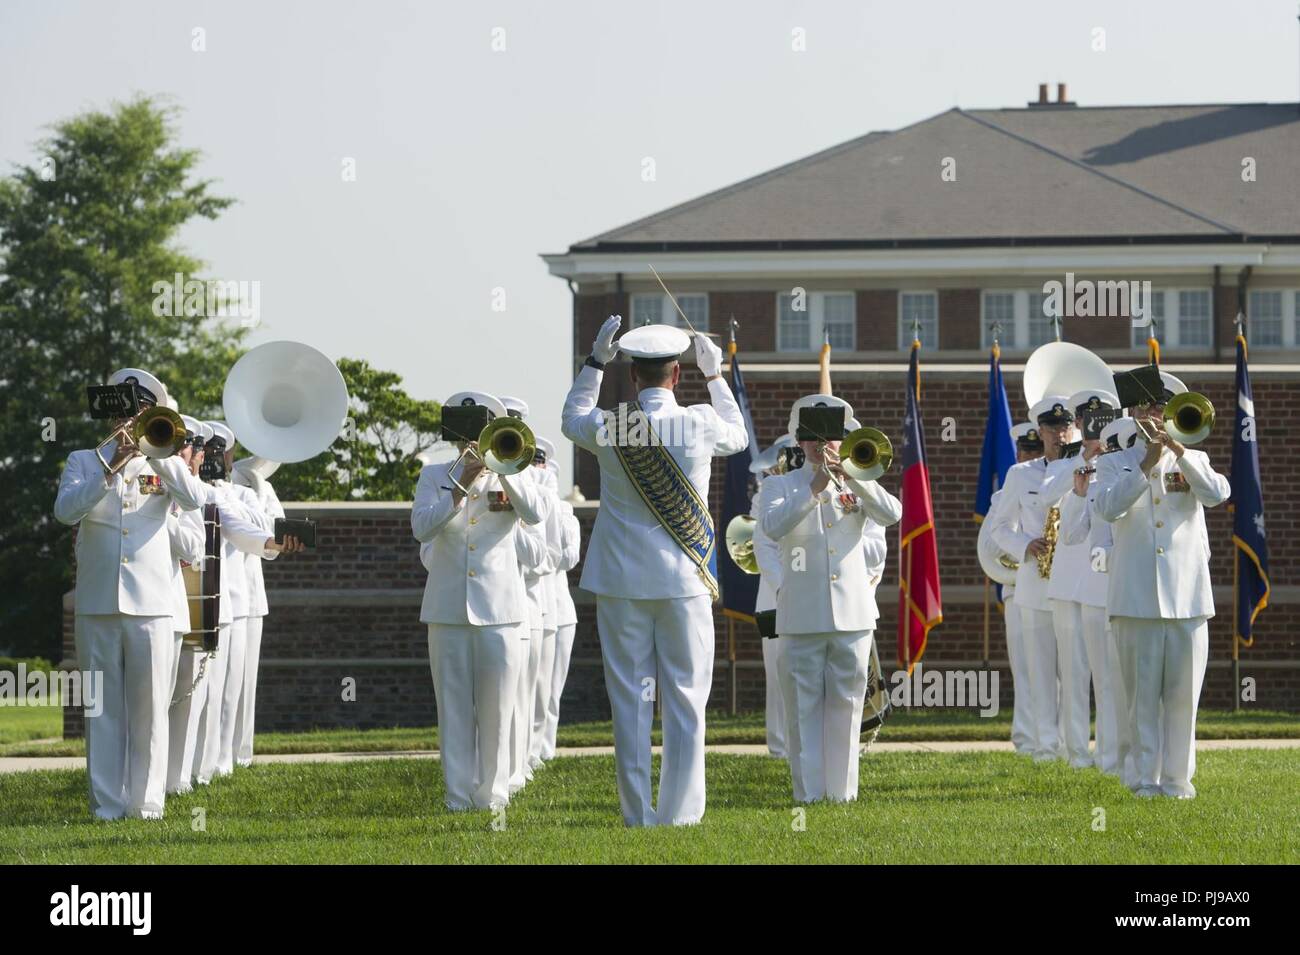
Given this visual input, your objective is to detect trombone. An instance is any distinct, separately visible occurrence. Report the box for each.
[449,416,537,495]
[1133,392,1215,446]
[95,406,188,475]
[819,427,894,492]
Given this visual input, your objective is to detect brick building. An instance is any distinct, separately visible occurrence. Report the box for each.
[59,91,1300,736]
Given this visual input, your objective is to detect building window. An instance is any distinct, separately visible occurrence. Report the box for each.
[1131,289,1213,350]
[1027,291,1055,346]
[776,291,856,352]
[900,292,938,350]
[980,290,1056,348]
[1247,290,1285,347]
[629,292,708,332]
[1178,290,1211,347]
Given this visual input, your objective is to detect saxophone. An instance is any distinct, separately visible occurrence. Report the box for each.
[1037,505,1061,579]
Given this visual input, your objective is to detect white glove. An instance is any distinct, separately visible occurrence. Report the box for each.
[592,315,622,365]
[694,333,724,378]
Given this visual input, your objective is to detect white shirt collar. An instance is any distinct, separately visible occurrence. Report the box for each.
[638,387,677,409]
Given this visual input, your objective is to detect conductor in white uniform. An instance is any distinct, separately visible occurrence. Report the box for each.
[562,316,748,827]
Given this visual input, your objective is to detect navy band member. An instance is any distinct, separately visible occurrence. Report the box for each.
[414,391,550,811]
[749,433,796,760]
[54,368,206,819]
[1094,372,1229,798]
[759,396,901,803]
[562,317,747,827]
[991,396,1076,762]
[981,421,1042,756]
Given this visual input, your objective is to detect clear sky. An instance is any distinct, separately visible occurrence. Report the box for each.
[3,0,1298,491]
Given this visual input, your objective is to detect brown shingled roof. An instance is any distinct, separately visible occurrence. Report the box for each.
[572,103,1300,251]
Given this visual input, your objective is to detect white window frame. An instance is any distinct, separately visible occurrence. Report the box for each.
[899,291,938,350]
[629,292,709,332]
[775,290,856,352]
[1130,288,1213,350]
[1246,289,1297,349]
[980,290,1057,349]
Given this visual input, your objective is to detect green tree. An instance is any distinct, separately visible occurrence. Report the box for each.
[0,96,244,658]
[270,358,442,503]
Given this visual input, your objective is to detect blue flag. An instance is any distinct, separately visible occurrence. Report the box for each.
[720,346,759,622]
[1231,335,1269,646]
[974,344,1016,522]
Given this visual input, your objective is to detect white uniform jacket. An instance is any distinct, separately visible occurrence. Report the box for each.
[206,481,275,620]
[553,500,581,628]
[55,448,206,617]
[750,491,782,614]
[1059,475,1109,609]
[990,456,1076,613]
[561,368,748,599]
[1093,446,1230,620]
[413,462,549,626]
[758,465,902,636]
[234,476,285,618]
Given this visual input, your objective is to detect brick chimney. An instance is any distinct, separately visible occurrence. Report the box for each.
[1029,82,1077,108]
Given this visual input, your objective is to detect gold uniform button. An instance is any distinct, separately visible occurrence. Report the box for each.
[1153,497,1161,505]
[831,573,839,581]
[1156,521,1164,529]
[825,522,833,529]
[122,529,129,536]
[468,544,476,551]
[829,548,836,555]
[1156,547,1165,555]
[121,557,128,564]
[471,493,479,501]
[469,517,477,526]
[468,570,476,578]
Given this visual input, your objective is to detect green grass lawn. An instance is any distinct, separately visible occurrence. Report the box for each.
[3,706,1297,758]
[1,749,1295,863]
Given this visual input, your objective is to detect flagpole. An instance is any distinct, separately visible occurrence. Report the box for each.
[1231,312,1245,713]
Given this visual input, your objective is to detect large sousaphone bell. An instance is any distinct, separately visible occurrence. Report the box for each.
[222,341,350,463]
[1022,341,1114,410]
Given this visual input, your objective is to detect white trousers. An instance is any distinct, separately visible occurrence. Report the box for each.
[233,614,265,764]
[762,636,787,758]
[509,627,539,791]
[596,594,714,827]
[429,622,521,810]
[541,622,577,758]
[216,616,249,775]
[780,630,874,803]
[167,648,210,793]
[75,614,173,819]
[1004,595,1033,755]
[1019,606,1060,761]
[1080,604,1116,774]
[1110,616,1208,797]
[195,622,233,784]
[1051,599,1093,767]
[529,627,557,766]
[1106,623,1137,787]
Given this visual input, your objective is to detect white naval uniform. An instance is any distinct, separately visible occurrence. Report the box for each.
[414,461,548,810]
[511,514,551,790]
[561,367,747,827]
[759,465,902,803]
[530,472,563,767]
[1047,469,1097,769]
[750,492,786,759]
[193,482,274,784]
[991,455,1076,761]
[163,503,204,791]
[542,500,581,758]
[1059,473,1123,777]
[232,474,284,765]
[54,447,206,819]
[982,488,1030,755]
[1094,444,1229,797]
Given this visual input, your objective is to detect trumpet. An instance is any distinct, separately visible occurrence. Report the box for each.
[1134,392,1215,446]
[95,406,188,475]
[819,427,894,491]
[449,416,537,495]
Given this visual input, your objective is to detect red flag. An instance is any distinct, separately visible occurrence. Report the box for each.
[897,339,942,671]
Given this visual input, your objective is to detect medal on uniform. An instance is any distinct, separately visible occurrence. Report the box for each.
[1163,471,1191,493]
[137,474,164,495]
[487,490,514,512]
